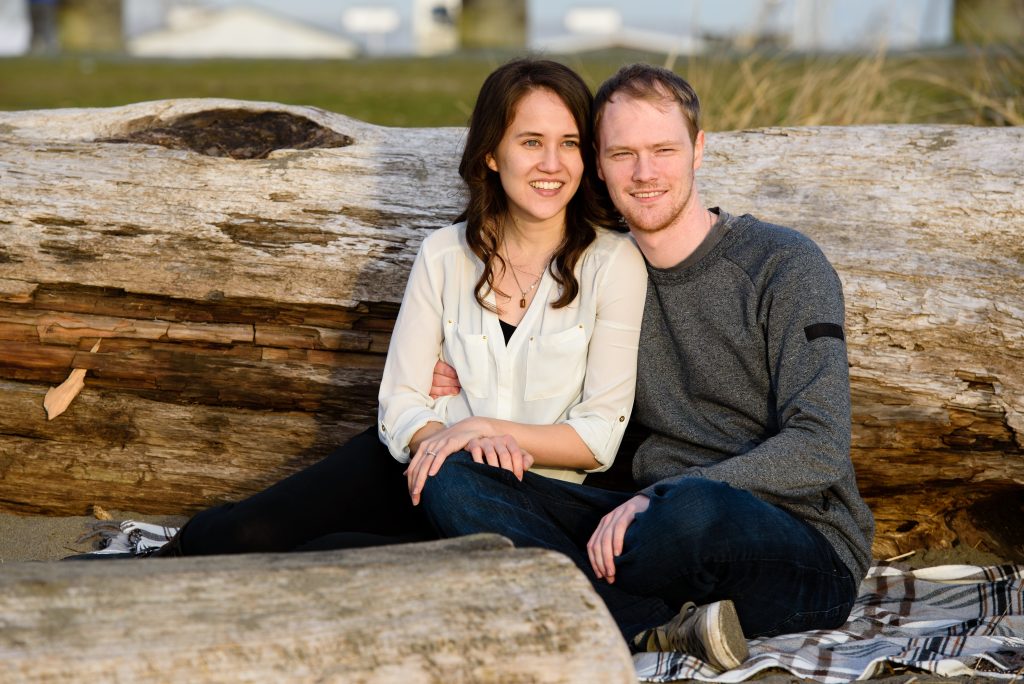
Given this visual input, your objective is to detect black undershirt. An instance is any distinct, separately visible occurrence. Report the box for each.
[499,319,516,345]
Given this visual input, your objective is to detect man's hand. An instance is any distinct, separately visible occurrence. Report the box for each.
[429,360,461,399]
[586,494,650,584]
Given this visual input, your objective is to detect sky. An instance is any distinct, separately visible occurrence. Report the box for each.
[123,0,954,47]
[1,0,956,56]
[530,0,953,51]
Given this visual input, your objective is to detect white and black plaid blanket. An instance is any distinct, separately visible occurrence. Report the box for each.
[635,562,1024,682]
[94,523,1024,681]
[84,520,181,557]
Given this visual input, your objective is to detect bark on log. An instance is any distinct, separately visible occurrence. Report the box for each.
[0,100,1022,561]
[0,534,637,683]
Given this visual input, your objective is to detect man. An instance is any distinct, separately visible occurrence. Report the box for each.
[421,63,874,672]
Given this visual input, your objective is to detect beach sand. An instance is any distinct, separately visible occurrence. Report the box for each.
[0,509,1011,567]
[0,510,188,563]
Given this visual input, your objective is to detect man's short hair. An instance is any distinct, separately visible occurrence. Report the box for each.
[594,63,702,144]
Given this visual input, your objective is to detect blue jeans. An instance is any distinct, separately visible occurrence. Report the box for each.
[421,454,857,640]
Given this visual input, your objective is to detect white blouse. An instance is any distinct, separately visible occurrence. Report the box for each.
[377,222,647,483]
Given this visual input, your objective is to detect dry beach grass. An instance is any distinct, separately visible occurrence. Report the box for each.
[1,44,1021,129]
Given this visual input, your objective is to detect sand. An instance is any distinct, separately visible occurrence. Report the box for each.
[0,509,1011,567]
[0,510,188,564]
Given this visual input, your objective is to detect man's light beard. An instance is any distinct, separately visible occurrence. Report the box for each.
[621,199,682,235]
[622,181,696,235]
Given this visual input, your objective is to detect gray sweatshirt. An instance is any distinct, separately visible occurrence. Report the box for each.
[633,210,874,580]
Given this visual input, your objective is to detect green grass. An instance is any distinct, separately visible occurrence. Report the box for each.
[0,47,1020,129]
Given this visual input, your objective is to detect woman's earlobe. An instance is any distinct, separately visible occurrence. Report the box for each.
[485,154,498,172]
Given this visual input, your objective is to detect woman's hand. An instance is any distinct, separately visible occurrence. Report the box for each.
[406,419,533,505]
[406,417,487,505]
[465,435,534,480]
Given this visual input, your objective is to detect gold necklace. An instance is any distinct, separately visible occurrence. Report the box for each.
[503,242,543,309]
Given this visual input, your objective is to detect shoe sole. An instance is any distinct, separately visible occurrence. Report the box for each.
[705,599,749,670]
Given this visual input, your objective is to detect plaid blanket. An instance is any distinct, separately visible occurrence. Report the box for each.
[83,520,181,557]
[93,524,1024,680]
[635,562,1024,682]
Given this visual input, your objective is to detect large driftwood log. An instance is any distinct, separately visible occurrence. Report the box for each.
[0,534,637,683]
[0,99,1022,560]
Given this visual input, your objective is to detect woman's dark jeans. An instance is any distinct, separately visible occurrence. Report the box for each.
[177,426,434,555]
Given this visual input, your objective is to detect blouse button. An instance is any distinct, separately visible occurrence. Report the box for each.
[618,416,625,422]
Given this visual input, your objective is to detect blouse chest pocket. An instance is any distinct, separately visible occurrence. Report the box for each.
[443,320,490,398]
[525,324,588,402]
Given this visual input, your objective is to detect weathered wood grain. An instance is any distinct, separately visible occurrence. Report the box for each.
[0,100,1021,559]
[0,534,637,683]
[0,379,364,515]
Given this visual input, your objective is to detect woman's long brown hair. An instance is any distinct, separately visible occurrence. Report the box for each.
[456,58,618,311]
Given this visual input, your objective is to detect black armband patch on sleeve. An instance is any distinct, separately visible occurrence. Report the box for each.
[804,323,845,342]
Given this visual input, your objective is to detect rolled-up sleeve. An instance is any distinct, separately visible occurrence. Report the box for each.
[377,237,447,462]
[564,239,647,470]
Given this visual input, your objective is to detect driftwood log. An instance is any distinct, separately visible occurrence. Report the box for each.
[0,99,1022,561]
[0,534,636,683]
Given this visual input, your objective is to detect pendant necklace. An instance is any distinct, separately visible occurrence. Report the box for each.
[503,242,543,309]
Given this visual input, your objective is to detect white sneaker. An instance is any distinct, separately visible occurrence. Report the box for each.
[633,599,748,671]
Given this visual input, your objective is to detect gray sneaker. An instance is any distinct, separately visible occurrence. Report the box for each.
[633,599,748,671]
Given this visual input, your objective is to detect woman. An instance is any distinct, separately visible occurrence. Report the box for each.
[151,58,647,558]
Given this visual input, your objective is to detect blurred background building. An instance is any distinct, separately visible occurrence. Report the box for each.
[0,0,1021,57]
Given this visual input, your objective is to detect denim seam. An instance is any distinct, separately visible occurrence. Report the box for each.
[519,481,615,513]
[766,601,855,636]
[628,552,850,598]
[468,464,601,518]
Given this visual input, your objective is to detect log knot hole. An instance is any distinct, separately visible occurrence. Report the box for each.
[99,109,354,160]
